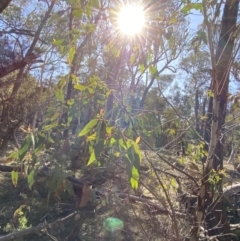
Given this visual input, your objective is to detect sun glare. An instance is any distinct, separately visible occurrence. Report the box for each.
[118,5,145,36]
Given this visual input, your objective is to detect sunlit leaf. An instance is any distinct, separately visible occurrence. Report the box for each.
[74,84,86,91]
[87,132,96,141]
[53,39,64,46]
[72,9,83,18]
[68,47,76,64]
[11,171,18,187]
[135,136,141,144]
[78,119,98,136]
[149,65,158,76]
[139,64,145,74]
[130,177,138,189]
[67,99,75,106]
[87,151,96,166]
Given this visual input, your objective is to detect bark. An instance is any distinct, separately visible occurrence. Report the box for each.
[195,89,200,133]
[188,1,239,240]
[0,0,11,13]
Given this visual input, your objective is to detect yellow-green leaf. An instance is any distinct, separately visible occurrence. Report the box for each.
[72,9,83,18]
[11,171,19,187]
[130,177,138,189]
[87,151,96,166]
[78,119,98,136]
[135,136,141,144]
[74,84,86,91]
[68,47,76,64]
[87,132,96,141]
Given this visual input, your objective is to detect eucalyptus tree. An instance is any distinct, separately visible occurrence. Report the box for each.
[185,1,240,240]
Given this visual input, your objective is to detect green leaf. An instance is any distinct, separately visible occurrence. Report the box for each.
[198,30,207,45]
[168,36,175,48]
[74,84,86,91]
[67,99,75,106]
[192,3,202,11]
[132,166,139,180]
[55,89,65,103]
[68,47,76,64]
[11,171,18,187]
[130,177,138,189]
[43,123,57,131]
[207,90,214,97]
[53,39,64,46]
[78,119,98,136]
[170,178,177,189]
[139,64,145,74]
[149,65,158,76]
[28,169,35,190]
[84,23,96,32]
[87,151,96,166]
[86,1,93,19]
[94,140,104,158]
[72,9,83,18]
[18,135,32,160]
[91,0,99,8]
[87,132,96,141]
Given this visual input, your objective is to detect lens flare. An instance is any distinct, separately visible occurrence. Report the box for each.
[118,5,145,36]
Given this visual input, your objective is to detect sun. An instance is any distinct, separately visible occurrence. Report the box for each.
[117,5,145,36]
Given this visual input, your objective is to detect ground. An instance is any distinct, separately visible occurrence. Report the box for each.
[0,149,240,241]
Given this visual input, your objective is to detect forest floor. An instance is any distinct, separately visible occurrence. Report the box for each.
[0,149,239,241]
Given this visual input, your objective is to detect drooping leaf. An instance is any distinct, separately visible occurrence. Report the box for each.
[11,171,18,187]
[139,64,145,74]
[94,140,104,158]
[130,177,138,189]
[197,30,208,45]
[68,47,76,64]
[28,169,36,190]
[18,135,32,160]
[87,151,96,166]
[78,119,98,136]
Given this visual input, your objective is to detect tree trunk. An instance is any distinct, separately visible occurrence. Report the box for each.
[0,0,12,13]
[195,89,200,134]
[188,1,239,240]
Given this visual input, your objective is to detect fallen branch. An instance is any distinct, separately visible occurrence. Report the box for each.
[0,211,78,241]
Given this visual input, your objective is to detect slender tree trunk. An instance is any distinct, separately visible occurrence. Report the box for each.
[188,1,239,240]
[195,89,200,133]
